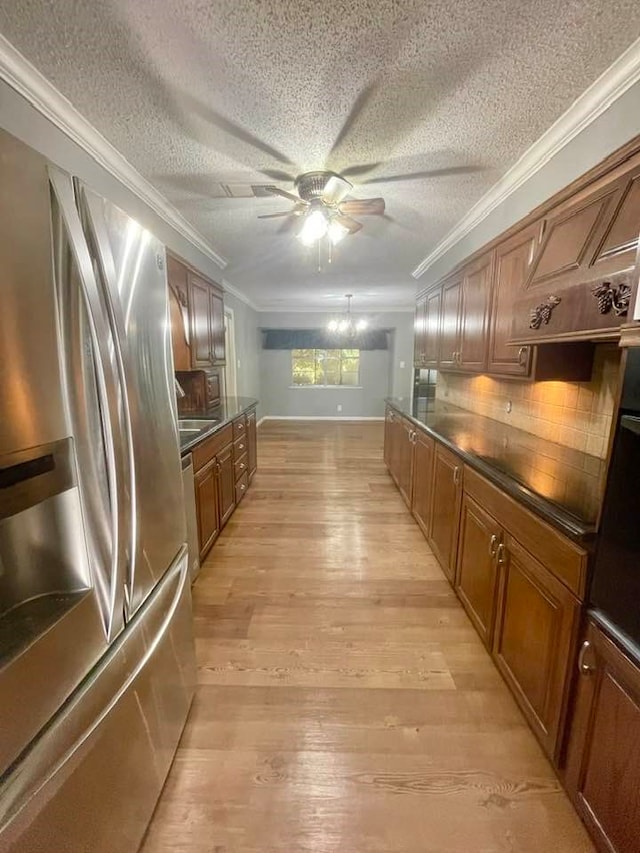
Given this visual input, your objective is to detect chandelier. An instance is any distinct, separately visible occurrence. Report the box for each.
[327,294,368,336]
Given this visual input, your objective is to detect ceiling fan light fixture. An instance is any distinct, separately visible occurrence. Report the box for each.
[327,218,349,245]
[297,207,328,246]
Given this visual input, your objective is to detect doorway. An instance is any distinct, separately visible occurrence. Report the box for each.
[224,307,238,398]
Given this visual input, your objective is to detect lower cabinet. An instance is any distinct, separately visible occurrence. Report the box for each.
[194,457,221,559]
[397,419,415,508]
[428,443,463,583]
[455,494,501,649]
[493,534,580,760]
[217,443,236,528]
[247,408,257,480]
[565,620,640,853]
[411,430,435,539]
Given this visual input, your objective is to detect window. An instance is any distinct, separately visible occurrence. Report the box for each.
[291,349,360,387]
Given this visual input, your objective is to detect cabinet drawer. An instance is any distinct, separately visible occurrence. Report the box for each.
[191,424,233,473]
[233,416,247,441]
[234,453,248,482]
[463,465,588,598]
[235,471,249,504]
[233,435,248,460]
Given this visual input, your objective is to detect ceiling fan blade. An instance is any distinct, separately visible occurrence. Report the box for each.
[334,214,363,235]
[277,215,300,235]
[362,165,480,184]
[327,76,381,161]
[321,175,353,205]
[257,211,294,219]
[341,162,381,179]
[339,198,385,216]
[261,168,297,182]
[264,186,305,204]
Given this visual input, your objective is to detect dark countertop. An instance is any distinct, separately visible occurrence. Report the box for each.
[179,397,258,454]
[386,397,607,543]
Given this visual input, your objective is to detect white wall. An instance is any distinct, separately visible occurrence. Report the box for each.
[224,292,261,403]
[258,310,414,418]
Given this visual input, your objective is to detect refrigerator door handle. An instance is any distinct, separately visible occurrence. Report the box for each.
[49,167,130,642]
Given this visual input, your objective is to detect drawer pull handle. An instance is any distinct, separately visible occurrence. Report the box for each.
[518,346,529,366]
[496,542,506,565]
[240,484,246,491]
[578,640,596,675]
[453,466,460,486]
[240,463,245,469]
[489,534,498,558]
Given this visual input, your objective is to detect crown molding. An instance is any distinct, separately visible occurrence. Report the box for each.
[0,34,228,270]
[412,35,640,279]
[221,278,261,312]
[256,305,415,313]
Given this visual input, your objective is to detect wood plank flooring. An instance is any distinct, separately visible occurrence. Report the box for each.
[141,421,594,853]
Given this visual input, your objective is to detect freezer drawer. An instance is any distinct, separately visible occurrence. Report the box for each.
[0,549,196,853]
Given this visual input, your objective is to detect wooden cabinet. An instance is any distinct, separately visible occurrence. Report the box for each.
[167,253,225,370]
[246,408,257,480]
[217,443,236,527]
[455,494,501,649]
[414,287,441,368]
[397,418,415,508]
[565,620,640,853]
[428,443,463,583]
[512,157,640,344]
[438,273,462,370]
[493,535,580,760]
[194,457,221,559]
[488,223,540,376]
[458,251,494,372]
[411,429,434,539]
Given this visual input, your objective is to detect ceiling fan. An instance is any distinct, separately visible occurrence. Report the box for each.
[258,171,385,246]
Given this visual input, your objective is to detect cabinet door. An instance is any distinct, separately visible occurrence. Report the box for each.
[565,620,640,853]
[488,224,540,376]
[397,419,414,508]
[428,443,463,583]
[246,409,257,480]
[386,409,402,485]
[411,429,434,539]
[188,273,214,368]
[384,407,394,470]
[458,251,493,372]
[413,297,426,368]
[210,288,226,364]
[194,457,220,559]
[438,273,462,370]
[423,287,441,367]
[166,256,191,371]
[493,535,580,759]
[455,494,502,649]
[217,443,236,528]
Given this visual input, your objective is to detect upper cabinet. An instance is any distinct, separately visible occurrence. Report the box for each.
[413,288,441,369]
[511,155,640,344]
[438,272,463,370]
[488,223,542,376]
[167,253,225,370]
[458,250,494,372]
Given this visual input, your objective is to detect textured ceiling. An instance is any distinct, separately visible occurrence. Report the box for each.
[2,0,640,309]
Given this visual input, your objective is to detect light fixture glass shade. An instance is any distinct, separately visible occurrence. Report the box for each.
[327,218,349,245]
[356,319,368,331]
[328,319,339,332]
[297,209,328,246]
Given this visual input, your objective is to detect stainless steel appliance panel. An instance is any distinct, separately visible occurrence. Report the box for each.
[181,453,201,581]
[79,187,185,616]
[0,549,196,853]
[0,130,67,456]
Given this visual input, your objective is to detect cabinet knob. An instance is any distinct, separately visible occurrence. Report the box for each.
[578,640,596,675]
[489,534,498,558]
[240,462,245,469]
[240,484,246,491]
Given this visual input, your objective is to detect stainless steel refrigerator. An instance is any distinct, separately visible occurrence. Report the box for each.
[0,128,196,851]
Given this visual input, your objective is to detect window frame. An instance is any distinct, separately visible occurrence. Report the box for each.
[290,348,361,389]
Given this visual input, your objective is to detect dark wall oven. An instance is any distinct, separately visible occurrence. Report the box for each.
[590,348,640,649]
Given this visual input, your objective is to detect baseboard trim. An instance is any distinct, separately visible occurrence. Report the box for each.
[259,416,385,422]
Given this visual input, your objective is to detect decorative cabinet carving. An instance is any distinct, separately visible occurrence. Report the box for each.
[167,253,225,370]
[565,620,640,853]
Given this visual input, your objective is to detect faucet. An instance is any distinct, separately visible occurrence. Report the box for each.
[174,377,186,399]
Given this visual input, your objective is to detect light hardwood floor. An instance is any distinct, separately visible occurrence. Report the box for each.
[142,421,595,853]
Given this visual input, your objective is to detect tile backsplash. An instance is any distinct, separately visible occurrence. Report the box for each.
[435,345,621,459]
